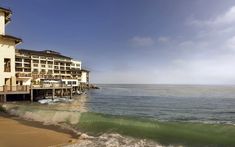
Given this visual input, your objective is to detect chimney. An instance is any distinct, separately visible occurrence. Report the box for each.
[0,11,5,35]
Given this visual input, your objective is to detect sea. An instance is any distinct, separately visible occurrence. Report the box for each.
[85,84,235,124]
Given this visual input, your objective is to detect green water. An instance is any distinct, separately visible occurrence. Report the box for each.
[78,112,235,147]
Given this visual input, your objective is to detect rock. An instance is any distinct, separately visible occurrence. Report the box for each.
[105,138,119,147]
[79,133,94,140]
[79,133,89,139]
[68,139,77,143]
[109,133,123,139]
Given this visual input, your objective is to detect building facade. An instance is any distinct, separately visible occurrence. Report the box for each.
[0,7,22,90]
[15,49,89,88]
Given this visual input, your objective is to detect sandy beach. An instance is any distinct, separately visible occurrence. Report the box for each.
[0,112,76,147]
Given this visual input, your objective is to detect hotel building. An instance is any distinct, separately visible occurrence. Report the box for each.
[0,7,90,102]
[15,49,89,86]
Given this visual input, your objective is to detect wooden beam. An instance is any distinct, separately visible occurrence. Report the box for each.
[30,85,33,102]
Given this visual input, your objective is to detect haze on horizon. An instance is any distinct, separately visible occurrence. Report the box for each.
[2,0,235,85]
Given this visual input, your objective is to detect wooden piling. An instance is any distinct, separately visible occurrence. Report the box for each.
[70,87,72,99]
[30,88,33,102]
[3,94,6,103]
[52,88,55,100]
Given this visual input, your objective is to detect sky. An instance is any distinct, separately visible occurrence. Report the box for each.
[2,0,235,84]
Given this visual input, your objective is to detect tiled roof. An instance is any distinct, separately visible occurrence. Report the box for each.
[0,34,22,44]
[17,49,72,59]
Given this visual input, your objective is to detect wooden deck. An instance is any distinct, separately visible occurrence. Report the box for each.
[0,85,74,102]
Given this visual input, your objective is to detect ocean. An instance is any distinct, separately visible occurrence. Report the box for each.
[85,84,235,124]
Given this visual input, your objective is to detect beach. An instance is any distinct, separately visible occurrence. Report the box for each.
[0,112,76,147]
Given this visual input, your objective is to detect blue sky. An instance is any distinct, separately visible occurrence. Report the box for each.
[2,0,235,84]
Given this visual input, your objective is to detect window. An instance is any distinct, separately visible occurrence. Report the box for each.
[24,59,30,63]
[33,60,39,63]
[24,69,31,72]
[16,68,23,72]
[15,58,22,62]
[4,58,11,72]
[41,65,46,68]
[48,57,53,60]
[16,63,22,67]
[47,61,53,64]
[41,69,46,73]
[40,56,46,59]
[33,69,38,73]
[54,70,59,73]
[40,60,46,64]
[33,64,38,67]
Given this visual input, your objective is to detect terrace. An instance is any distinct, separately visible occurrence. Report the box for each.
[0,85,30,95]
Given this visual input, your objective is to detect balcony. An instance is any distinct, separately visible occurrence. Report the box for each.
[32,60,39,63]
[24,64,31,68]
[47,57,53,61]
[15,58,23,63]
[16,54,30,59]
[24,59,31,63]
[15,63,22,67]
[0,85,30,95]
[32,55,39,59]
[40,56,47,60]
[16,73,32,78]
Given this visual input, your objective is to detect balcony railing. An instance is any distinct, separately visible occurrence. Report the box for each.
[32,83,74,90]
[0,85,30,94]
[16,73,32,78]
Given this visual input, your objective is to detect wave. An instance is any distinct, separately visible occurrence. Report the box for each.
[78,112,235,146]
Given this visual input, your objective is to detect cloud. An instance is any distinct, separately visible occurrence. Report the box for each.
[130,36,154,47]
[189,6,235,27]
[226,36,235,50]
[152,54,235,84]
[95,5,235,84]
[157,37,170,43]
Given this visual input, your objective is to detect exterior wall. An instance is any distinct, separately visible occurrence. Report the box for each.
[16,78,31,86]
[81,71,88,83]
[0,12,5,35]
[61,79,79,87]
[30,55,72,79]
[15,51,88,86]
[0,39,16,86]
[71,60,81,69]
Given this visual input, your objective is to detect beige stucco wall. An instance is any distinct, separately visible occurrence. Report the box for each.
[71,60,81,69]
[81,71,88,83]
[0,39,16,86]
[0,12,5,35]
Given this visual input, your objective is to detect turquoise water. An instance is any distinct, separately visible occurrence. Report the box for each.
[80,85,235,146]
[79,112,235,146]
[85,84,235,124]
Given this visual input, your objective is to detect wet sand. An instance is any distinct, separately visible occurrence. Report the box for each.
[0,113,76,147]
